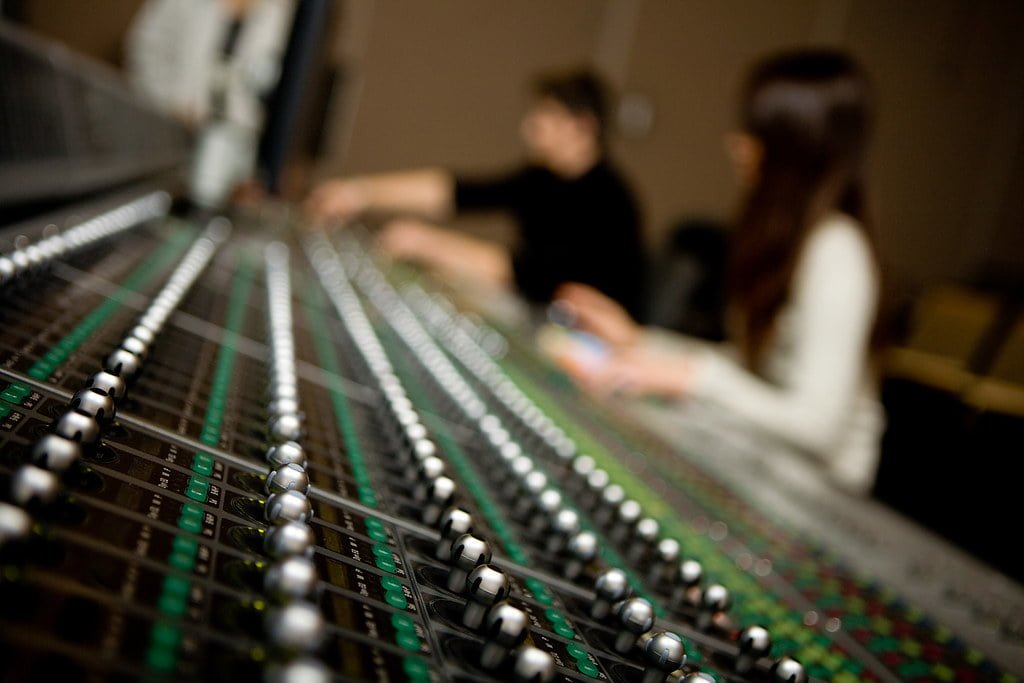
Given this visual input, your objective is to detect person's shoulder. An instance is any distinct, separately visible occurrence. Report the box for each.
[805,213,872,261]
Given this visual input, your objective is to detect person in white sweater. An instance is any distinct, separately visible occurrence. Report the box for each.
[554,49,885,495]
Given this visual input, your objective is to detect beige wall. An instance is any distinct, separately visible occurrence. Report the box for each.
[321,0,1024,296]
[17,0,1024,295]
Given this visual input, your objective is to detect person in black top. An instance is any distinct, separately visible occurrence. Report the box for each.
[305,68,646,318]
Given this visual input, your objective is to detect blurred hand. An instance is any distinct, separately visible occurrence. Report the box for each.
[580,344,693,400]
[374,219,438,262]
[553,282,642,350]
[303,178,368,228]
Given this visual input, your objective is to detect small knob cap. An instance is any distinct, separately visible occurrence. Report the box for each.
[265,521,315,558]
[104,348,142,378]
[436,507,473,559]
[512,644,555,683]
[264,658,330,683]
[770,656,807,683]
[592,568,631,620]
[53,411,100,445]
[447,533,491,592]
[480,602,528,670]
[270,414,303,443]
[0,502,32,546]
[265,490,313,525]
[614,597,655,653]
[736,625,772,673]
[265,555,319,601]
[641,631,687,683]
[11,464,61,506]
[565,530,598,581]
[70,388,116,422]
[31,434,81,472]
[266,463,310,496]
[85,371,126,400]
[462,564,509,630]
[266,441,306,469]
[266,601,325,652]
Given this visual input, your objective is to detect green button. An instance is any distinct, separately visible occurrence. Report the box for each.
[178,515,202,533]
[146,644,177,672]
[395,630,421,652]
[367,527,388,542]
[576,658,599,677]
[544,608,565,624]
[172,535,198,556]
[185,476,210,502]
[372,543,393,560]
[375,557,397,574]
[0,405,11,420]
[384,589,408,610]
[1,384,30,404]
[391,612,416,632]
[565,642,587,660]
[191,453,214,476]
[364,517,384,531]
[158,592,188,617]
[151,622,182,649]
[163,575,190,599]
[380,575,403,592]
[403,657,430,677]
[28,365,50,380]
[553,622,576,639]
[169,551,196,572]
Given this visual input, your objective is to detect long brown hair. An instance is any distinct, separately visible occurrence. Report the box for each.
[728,49,880,369]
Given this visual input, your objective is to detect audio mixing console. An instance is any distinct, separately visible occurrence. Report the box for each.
[1,188,1022,683]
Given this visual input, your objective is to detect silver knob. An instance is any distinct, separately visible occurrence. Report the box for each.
[104,348,141,378]
[263,658,330,683]
[736,625,772,673]
[546,508,580,554]
[0,502,32,546]
[265,521,315,558]
[512,644,555,683]
[266,463,311,496]
[266,601,325,651]
[420,476,456,527]
[435,507,473,559]
[265,490,313,525]
[462,564,510,630]
[770,656,807,683]
[270,414,303,443]
[265,556,319,601]
[697,584,731,631]
[447,533,491,593]
[54,411,100,445]
[592,568,631,620]
[614,597,655,653]
[85,371,126,400]
[266,441,306,469]
[642,631,687,683]
[480,602,528,670]
[70,388,116,422]
[11,464,60,506]
[565,530,598,581]
[31,434,81,472]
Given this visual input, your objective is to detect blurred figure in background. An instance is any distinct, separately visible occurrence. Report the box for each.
[305,68,647,319]
[554,50,886,495]
[125,0,296,209]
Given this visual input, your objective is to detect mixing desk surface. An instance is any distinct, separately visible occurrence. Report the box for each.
[1,190,1022,683]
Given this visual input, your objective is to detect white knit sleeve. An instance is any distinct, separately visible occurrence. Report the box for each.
[687,216,878,461]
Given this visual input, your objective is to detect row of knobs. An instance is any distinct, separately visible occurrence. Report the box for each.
[256,243,331,683]
[4,221,228,515]
[390,275,809,682]
[306,236,560,681]
[0,191,171,290]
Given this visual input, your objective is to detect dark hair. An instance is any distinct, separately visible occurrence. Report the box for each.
[533,68,611,146]
[727,48,882,368]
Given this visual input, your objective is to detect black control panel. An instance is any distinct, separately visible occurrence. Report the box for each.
[1,194,1021,683]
